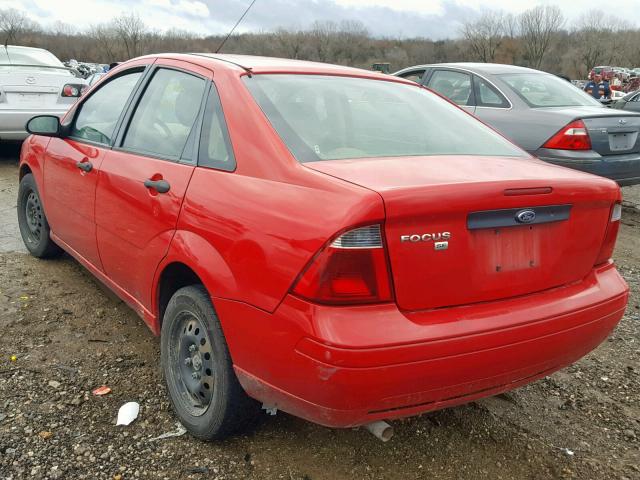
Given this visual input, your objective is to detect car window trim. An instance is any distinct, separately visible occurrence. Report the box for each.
[425,68,476,107]
[472,74,510,109]
[66,64,154,149]
[112,64,210,164]
[196,81,237,172]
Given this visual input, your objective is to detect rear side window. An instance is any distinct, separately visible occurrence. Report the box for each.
[243,74,526,162]
[123,68,206,160]
[399,70,425,84]
[71,70,143,145]
[474,77,509,108]
[428,70,472,106]
[198,85,235,171]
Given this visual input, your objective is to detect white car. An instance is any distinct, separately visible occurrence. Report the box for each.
[0,45,86,141]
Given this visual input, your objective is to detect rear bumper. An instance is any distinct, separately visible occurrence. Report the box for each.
[215,263,628,428]
[0,108,69,140]
[534,148,640,186]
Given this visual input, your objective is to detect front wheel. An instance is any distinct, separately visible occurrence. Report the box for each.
[161,285,260,440]
[17,173,62,258]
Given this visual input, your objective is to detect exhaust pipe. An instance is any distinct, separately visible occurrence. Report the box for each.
[365,420,393,442]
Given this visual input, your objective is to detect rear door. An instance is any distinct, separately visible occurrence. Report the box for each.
[425,69,475,114]
[95,59,210,301]
[43,65,148,268]
[469,75,512,128]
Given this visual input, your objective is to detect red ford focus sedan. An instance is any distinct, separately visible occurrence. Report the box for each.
[18,54,629,440]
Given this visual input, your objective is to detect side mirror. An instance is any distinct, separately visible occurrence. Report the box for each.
[26,115,61,137]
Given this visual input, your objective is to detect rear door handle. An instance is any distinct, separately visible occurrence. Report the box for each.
[144,179,171,193]
[76,160,93,172]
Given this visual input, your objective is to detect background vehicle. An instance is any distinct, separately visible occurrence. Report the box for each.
[19,54,628,441]
[0,45,86,141]
[394,63,640,186]
[612,90,640,112]
[591,66,614,80]
[85,72,106,86]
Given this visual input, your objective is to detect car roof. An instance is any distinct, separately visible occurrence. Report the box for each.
[396,62,550,76]
[129,53,398,79]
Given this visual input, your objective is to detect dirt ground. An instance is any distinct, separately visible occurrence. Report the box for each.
[0,142,638,480]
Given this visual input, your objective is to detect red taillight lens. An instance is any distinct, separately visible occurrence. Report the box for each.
[543,120,592,151]
[61,84,82,97]
[291,225,393,305]
[594,203,622,266]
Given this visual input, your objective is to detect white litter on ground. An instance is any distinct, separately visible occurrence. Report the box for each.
[116,402,140,426]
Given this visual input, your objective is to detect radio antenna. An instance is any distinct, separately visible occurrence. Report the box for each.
[215,0,258,53]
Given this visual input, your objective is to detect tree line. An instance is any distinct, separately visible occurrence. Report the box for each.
[1,6,638,79]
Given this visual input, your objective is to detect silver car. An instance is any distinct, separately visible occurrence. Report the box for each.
[0,45,86,141]
[394,63,640,186]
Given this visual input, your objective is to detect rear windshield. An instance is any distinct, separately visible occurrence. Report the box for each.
[499,73,602,108]
[0,46,68,72]
[243,74,526,162]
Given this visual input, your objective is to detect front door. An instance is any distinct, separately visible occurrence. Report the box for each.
[43,68,146,268]
[95,60,210,305]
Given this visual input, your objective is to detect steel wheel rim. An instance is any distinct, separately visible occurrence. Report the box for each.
[169,311,215,417]
[24,191,43,245]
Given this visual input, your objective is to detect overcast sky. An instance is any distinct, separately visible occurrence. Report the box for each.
[6,0,640,38]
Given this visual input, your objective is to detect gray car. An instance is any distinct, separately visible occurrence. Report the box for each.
[393,63,640,186]
[0,45,86,141]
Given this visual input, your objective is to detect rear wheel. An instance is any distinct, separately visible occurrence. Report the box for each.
[17,174,62,258]
[161,285,260,440]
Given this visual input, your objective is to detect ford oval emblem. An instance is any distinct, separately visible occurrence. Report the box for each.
[515,209,536,224]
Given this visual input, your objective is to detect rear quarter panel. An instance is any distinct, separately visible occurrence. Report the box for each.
[175,166,384,313]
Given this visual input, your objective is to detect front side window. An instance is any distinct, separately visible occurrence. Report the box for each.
[428,70,472,106]
[123,68,206,159]
[244,74,526,163]
[500,73,602,108]
[71,70,143,145]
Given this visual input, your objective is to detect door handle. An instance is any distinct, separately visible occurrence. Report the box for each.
[76,160,93,172]
[144,179,171,193]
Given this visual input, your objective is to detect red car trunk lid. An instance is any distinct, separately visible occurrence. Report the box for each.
[306,155,619,311]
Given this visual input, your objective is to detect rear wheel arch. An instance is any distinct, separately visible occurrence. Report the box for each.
[157,262,205,327]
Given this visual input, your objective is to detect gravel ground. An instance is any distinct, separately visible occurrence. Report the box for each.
[0,142,639,480]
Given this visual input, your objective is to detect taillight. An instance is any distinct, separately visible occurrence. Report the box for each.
[543,120,592,151]
[291,224,393,305]
[594,203,622,266]
[61,84,83,97]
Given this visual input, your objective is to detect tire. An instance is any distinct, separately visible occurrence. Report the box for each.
[17,173,63,258]
[161,285,260,440]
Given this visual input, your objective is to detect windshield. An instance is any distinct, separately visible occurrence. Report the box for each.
[243,74,526,162]
[499,73,602,108]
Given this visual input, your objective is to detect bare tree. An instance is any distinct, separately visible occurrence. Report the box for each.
[0,8,36,45]
[113,13,147,59]
[572,10,631,77]
[519,5,565,69]
[274,28,307,59]
[308,20,338,62]
[460,10,504,63]
[88,23,119,62]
